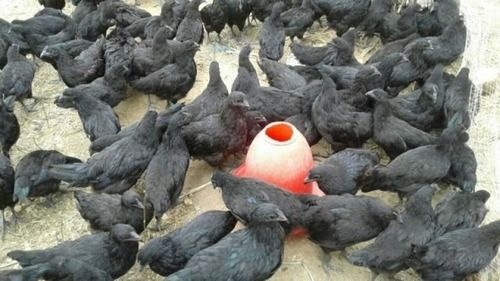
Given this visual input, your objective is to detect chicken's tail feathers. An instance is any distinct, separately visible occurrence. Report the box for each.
[7,250,41,267]
[48,163,89,186]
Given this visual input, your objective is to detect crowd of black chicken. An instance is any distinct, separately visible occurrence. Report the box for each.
[0,0,498,280]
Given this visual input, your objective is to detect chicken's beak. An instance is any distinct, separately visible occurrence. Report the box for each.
[365,90,377,99]
[304,174,316,183]
[134,199,145,209]
[125,232,141,242]
[40,49,49,59]
[276,212,289,223]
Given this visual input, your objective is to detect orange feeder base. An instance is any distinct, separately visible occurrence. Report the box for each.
[233,122,324,235]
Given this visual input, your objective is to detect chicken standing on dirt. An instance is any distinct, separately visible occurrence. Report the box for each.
[56,91,121,141]
[176,0,204,43]
[131,41,199,104]
[305,148,379,195]
[55,64,129,108]
[145,112,191,231]
[74,190,154,233]
[211,171,308,233]
[434,190,490,236]
[0,150,16,238]
[181,92,250,167]
[259,2,286,61]
[7,224,140,279]
[13,150,81,203]
[40,37,105,87]
[348,185,436,280]
[167,203,287,281]
[48,111,159,194]
[0,97,20,155]
[138,211,237,276]
[409,220,500,281]
[0,45,35,111]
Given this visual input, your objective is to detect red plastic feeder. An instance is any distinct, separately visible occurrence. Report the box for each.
[233,122,323,195]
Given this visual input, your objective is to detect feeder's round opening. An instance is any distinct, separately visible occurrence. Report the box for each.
[265,123,293,142]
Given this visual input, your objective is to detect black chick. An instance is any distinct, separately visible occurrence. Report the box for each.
[211,171,307,232]
[348,185,436,280]
[0,97,20,155]
[0,263,50,281]
[233,67,302,122]
[301,194,395,251]
[245,110,268,146]
[38,0,65,9]
[446,133,477,192]
[323,0,370,35]
[48,111,159,194]
[124,0,177,40]
[258,2,286,61]
[389,39,432,87]
[258,57,306,91]
[1,45,35,110]
[145,112,190,231]
[367,89,437,159]
[57,91,121,141]
[40,37,105,87]
[76,9,111,41]
[14,150,81,203]
[355,0,391,36]
[55,64,129,108]
[181,92,249,167]
[172,0,190,27]
[167,203,287,281]
[138,210,237,276]
[434,190,489,237]
[422,18,466,65]
[131,40,199,103]
[248,0,277,22]
[416,7,442,37]
[336,64,384,109]
[0,20,30,63]
[131,27,176,77]
[225,0,251,34]
[280,0,315,39]
[366,33,420,64]
[89,104,183,154]
[11,14,66,36]
[444,67,471,129]
[409,220,500,281]
[380,3,420,43]
[176,0,204,43]
[201,0,229,40]
[305,149,379,195]
[0,150,16,238]
[72,0,98,24]
[311,72,372,149]
[386,64,446,131]
[359,127,459,197]
[23,16,76,57]
[103,28,135,75]
[7,224,140,279]
[284,80,322,145]
[180,61,229,121]
[99,0,151,28]
[290,29,357,66]
[41,256,113,281]
[75,190,153,233]
[231,45,260,93]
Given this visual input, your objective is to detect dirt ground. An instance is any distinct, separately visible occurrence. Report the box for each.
[0,0,499,281]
